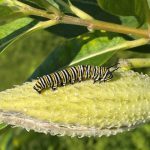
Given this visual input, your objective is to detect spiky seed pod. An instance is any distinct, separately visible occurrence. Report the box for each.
[0,70,150,137]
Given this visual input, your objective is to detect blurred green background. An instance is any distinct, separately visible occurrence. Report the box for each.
[0,30,150,150]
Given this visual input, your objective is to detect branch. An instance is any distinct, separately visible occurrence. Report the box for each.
[27,7,149,38]
[61,15,149,38]
[7,0,149,38]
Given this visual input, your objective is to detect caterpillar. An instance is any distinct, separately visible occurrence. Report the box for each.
[33,64,119,94]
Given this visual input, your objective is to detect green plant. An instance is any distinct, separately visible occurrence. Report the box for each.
[0,0,150,149]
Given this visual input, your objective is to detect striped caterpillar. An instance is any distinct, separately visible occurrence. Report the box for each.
[33,64,119,94]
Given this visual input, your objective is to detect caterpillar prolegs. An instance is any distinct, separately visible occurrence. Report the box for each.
[33,64,119,94]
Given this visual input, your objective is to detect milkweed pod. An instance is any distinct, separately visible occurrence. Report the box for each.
[0,70,150,137]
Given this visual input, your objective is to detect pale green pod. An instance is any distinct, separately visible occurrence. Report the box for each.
[0,70,150,137]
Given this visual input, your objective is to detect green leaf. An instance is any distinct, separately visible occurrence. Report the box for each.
[33,0,59,8]
[0,17,58,53]
[0,123,7,130]
[69,35,124,66]
[97,0,150,25]
[0,129,13,149]
[0,17,37,53]
[0,1,25,25]
[47,0,145,38]
[68,0,93,20]
[30,31,125,79]
[24,0,59,12]
[47,0,121,38]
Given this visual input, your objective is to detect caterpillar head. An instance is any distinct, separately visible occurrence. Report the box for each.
[101,63,120,82]
[108,63,120,72]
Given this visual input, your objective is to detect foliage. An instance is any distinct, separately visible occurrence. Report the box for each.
[97,0,150,25]
[0,123,7,130]
[0,0,150,149]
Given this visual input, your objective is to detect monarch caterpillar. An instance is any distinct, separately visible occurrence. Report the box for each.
[33,64,119,94]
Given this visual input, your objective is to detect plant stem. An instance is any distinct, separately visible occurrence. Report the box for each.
[61,15,149,38]
[14,1,149,38]
[14,0,56,19]
[119,58,150,69]
[28,10,149,38]
[29,20,58,31]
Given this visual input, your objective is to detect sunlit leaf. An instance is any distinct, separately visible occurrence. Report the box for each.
[0,17,58,53]
[47,0,121,38]
[0,17,37,53]
[30,31,125,79]
[23,0,59,10]
[97,0,150,25]
[0,0,25,25]
[0,123,7,130]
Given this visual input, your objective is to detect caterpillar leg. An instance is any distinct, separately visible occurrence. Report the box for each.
[99,78,103,83]
[34,88,42,94]
[70,80,75,84]
[37,91,42,94]
[100,80,105,83]
[93,79,99,84]
[93,74,100,83]
[52,86,57,91]
[62,82,66,86]
[78,77,82,82]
